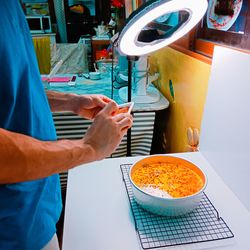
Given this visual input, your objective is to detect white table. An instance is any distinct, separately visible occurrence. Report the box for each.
[62,152,250,250]
[63,46,250,249]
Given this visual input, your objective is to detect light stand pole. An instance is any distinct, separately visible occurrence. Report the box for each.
[126,56,138,156]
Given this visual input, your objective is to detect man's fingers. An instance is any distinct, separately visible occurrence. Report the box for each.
[113,113,131,122]
[101,95,112,103]
[95,95,112,108]
[114,114,133,130]
[99,101,118,116]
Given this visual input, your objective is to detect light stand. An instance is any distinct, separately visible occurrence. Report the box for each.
[118,55,160,104]
[127,57,132,156]
[126,56,139,156]
[114,0,208,157]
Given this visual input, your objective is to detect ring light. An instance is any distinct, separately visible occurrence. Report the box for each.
[114,0,208,156]
[118,0,208,56]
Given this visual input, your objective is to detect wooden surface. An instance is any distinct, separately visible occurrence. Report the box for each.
[170,43,212,64]
[194,38,250,58]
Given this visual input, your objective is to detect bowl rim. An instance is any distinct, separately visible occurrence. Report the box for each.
[129,155,208,201]
[89,71,101,76]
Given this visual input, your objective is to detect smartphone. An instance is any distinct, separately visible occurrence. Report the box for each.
[116,102,134,114]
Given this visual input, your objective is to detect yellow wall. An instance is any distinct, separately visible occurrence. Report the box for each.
[150,47,211,153]
[32,37,51,74]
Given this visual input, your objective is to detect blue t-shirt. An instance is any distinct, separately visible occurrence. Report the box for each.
[0,1,62,249]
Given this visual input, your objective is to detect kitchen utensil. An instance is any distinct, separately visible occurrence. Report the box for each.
[89,71,101,80]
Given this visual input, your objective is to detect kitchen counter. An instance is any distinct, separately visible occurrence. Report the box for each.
[62,152,250,250]
[45,75,169,112]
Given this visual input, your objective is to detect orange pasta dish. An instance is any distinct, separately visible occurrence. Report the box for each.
[131,162,204,198]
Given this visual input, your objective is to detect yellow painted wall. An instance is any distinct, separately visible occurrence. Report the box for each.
[150,47,211,153]
[32,37,51,74]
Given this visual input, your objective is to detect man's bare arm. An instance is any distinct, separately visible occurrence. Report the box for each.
[46,90,77,112]
[0,128,96,184]
[46,91,112,119]
[0,102,133,184]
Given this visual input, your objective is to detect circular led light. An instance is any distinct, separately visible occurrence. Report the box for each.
[118,0,208,56]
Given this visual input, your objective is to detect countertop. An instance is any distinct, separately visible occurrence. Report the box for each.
[44,75,169,112]
[62,152,250,250]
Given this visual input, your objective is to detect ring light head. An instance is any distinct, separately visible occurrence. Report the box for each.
[118,0,208,56]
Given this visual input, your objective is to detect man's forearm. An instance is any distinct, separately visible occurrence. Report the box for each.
[0,128,96,184]
[46,90,77,113]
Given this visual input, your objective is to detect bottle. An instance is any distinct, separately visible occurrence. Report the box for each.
[108,13,116,35]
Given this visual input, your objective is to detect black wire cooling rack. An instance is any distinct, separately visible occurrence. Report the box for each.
[120,164,234,249]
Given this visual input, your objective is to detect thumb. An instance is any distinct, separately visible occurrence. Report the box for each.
[94,96,111,108]
[99,101,118,116]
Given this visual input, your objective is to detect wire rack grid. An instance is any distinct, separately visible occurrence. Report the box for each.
[120,164,234,249]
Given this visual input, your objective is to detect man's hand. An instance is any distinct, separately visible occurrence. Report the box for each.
[82,101,133,160]
[72,94,112,120]
[46,91,113,120]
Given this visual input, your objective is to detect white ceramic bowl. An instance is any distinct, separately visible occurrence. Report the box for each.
[89,71,101,80]
[129,155,207,217]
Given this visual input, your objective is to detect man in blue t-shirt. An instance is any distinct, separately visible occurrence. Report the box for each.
[0,1,132,249]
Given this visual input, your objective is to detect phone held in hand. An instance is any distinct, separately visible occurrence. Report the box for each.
[116,102,134,114]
